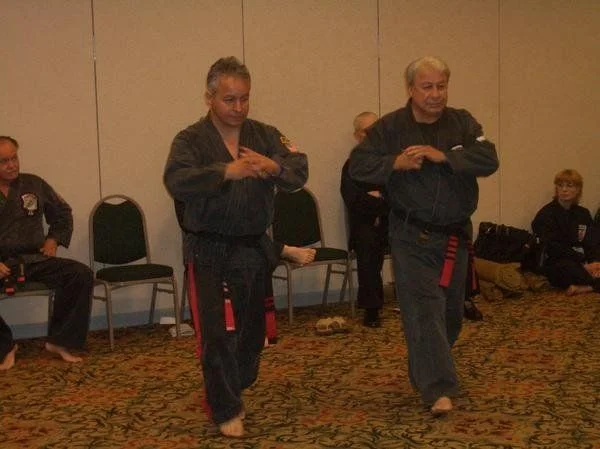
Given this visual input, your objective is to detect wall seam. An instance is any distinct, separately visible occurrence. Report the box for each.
[497,0,502,223]
[90,0,103,199]
[241,0,246,62]
[376,0,381,116]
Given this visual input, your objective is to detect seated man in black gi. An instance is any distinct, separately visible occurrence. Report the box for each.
[0,136,93,370]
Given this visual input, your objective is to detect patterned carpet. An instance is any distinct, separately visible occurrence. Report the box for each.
[1,288,599,449]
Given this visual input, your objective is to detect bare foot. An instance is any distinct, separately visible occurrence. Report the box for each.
[0,344,18,371]
[219,416,244,437]
[281,245,316,265]
[431,396,453,416]
[566,285,594,296]
[44,342,83,363]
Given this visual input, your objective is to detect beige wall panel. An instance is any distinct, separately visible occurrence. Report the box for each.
[499,0,600,228]
[0,1,98,325]
[93,1,243,312]
[245,0,379,292]
[379,0,501,229]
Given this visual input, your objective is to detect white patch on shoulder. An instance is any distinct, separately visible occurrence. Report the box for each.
[476,136,487,142]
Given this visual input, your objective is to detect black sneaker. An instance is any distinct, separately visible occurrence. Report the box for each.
[464,299,483,321]
[363,308,381,328]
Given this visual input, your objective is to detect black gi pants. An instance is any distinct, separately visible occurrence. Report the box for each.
[353,222,388,310]
[0,257,93,360]
[545,259,600,292]
[190,245,267,425]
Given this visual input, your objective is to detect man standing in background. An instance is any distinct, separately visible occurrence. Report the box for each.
[164,57,308,437]
[349,56,498,415]
[341,112,389,327]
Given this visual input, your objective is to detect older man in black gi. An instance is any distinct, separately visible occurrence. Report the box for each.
[0,136,93,370]
[349,56,498,415]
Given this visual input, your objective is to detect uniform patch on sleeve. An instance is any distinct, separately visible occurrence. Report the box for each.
[21,193,39,216]
[476,136,488,142]
[450,145,464,151]
[578,224,587,242]
[280,136,297,152]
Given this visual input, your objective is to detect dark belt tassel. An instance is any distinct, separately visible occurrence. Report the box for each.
[223,282,236,331]
[439,235,459,288]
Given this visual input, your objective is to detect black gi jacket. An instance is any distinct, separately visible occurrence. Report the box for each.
[348,100,498,229]
[164,116,308,263]
[0,174,73,264]
[340,159,389,250]
[532,199,600,265]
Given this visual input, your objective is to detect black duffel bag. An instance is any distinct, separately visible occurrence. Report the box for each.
[474,222,547,273]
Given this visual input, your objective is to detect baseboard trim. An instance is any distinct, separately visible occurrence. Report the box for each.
[10,290,347,340]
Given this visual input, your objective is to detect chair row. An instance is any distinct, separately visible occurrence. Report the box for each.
[3,189,356,349]
[1,194,180,351]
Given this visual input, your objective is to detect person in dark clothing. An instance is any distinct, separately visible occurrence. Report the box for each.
[532,169,600,296]
[0,136,93,370]
[341,111,389,327]
[164,57,308,437]
[349,56,498,416]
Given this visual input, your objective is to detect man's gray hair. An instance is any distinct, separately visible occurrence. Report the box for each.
[206,56,251,95]
[404,56,451,87]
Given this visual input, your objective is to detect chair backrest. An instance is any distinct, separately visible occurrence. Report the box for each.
[272,188,324,247]
[89,195,149,265]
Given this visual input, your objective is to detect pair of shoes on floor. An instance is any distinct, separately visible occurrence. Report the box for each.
[464,299,483,321]
[363,308,381,328]
[431,396,453,417]
[315,316,350,335]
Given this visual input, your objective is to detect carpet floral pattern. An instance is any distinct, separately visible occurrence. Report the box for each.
[1,289,599,448]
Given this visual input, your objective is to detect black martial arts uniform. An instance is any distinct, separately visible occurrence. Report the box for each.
[164,116,308,425]
[532,199,600,292]
[349,100,498,405]
[340,159,389,313]
[0,174,93,360]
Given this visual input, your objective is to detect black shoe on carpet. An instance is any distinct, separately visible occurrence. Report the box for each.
[464,299,483,321]
[363,308,381,328]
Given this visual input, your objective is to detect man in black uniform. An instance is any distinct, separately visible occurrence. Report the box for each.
[341,111,389,327]
[0,136,93,370]
[349,57,498,415]
[164,57,308,437]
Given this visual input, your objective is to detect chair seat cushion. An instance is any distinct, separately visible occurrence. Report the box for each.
[96,264,173,283]
[314,247,348,262]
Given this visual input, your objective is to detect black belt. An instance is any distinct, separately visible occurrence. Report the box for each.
[392,209,469,237]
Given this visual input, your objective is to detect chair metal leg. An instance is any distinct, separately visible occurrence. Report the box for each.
[149,284,158,325]
[321,265,333,310]
[286,267,293,325]
[171,277,181,337]
[180,270,188,323]
[105,289,115,351]
[347,260,355,318]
